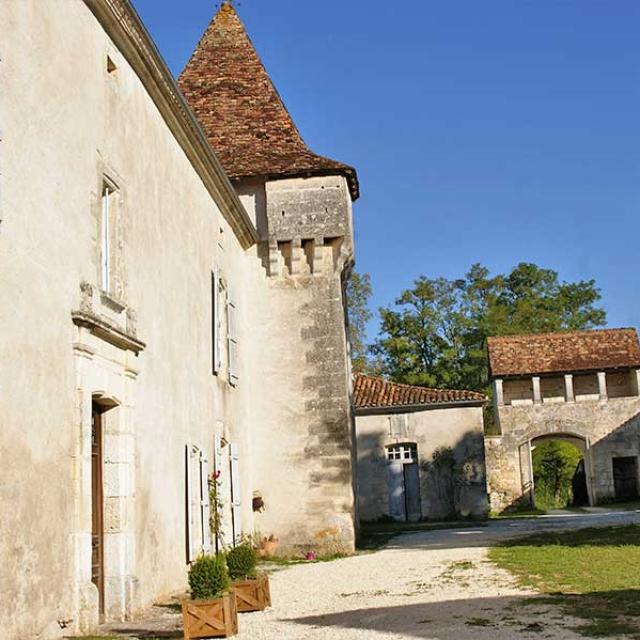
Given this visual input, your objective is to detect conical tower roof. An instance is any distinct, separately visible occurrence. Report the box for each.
[178,2,359,200]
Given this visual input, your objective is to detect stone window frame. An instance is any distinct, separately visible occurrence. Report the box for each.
[93,162,127,309]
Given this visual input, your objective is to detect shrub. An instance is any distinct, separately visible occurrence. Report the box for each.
[226,542,258,581]
[188,554,230,601]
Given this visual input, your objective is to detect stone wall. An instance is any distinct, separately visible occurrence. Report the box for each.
[239,175,358,555]
[0,2,260,636]
[356,406,488,522]
[487,394,640,512]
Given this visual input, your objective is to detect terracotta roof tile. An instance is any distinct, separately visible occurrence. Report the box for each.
[487,328,640,378]
[178,3,359,200]
[353,373,486,410]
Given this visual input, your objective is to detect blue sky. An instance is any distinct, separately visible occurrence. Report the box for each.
[134,0,640,340]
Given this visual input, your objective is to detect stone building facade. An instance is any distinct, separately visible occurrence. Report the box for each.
[354,375,489,522]
[0,1,358,638]
[486,329,640,512]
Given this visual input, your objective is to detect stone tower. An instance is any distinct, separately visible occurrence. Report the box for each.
[179,3,360,553]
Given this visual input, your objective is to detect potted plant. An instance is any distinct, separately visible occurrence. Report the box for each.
[256,534,279,558]
[182,554,238,639]
[227,541,271,613]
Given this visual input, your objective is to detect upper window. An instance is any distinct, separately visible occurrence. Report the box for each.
[386,443,417,462]
[100,181,117,294]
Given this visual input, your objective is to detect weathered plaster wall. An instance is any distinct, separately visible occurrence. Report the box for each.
[1,4,360,639]
[0,2,259,637]
[356,406,488,522]
[487,396,640,512]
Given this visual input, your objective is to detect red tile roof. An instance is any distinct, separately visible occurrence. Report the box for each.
[487,328,640,378]
[178,3,359,200]
[353,373,486,410]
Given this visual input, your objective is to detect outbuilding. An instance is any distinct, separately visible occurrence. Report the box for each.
[354,374,489,522]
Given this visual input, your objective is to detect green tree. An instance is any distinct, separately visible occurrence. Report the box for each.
[345,271,373,372]
[371,262,606,391]
[532,440,583,509]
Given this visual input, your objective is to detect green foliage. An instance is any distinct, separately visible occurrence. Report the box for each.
[345,271,374,373]
[226,542,258,580]
[532,440,582,509]
[188,554,230,601]
[370,262,606,391]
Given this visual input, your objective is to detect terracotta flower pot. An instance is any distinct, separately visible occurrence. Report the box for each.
[232,573,271,612]
[262,539,278,557]
[181,592,238,639]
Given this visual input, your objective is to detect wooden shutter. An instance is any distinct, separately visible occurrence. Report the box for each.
[212,271,221,374]
[227,294,239,386]
[200,452,212,554]
[185,445,195,563]
[213,434,224,552]
[229,443,241,544]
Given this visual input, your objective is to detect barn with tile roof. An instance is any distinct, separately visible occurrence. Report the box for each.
[353,374,489,522]
[485,328,640,513]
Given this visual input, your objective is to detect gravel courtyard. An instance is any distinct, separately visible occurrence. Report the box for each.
[104,509,640,640]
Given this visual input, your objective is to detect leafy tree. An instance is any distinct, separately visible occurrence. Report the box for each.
[371,262,606,391]
[345,271,373,372]
[532,440,583,509]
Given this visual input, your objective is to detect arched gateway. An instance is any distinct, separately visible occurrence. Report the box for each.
[485,329,640,513]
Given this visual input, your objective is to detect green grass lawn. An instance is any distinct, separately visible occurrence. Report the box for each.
[490,525,640,638]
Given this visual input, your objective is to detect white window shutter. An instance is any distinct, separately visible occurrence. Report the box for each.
[185,445,195,563]
[229,443,241,545]
[200,452,212,554]
[213,434,224,551]
[227,294,239,386]
[212,271,221,374]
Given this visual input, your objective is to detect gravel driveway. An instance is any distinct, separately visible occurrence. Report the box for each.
[104,508,640,640]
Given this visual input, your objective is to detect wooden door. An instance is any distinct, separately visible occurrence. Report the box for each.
[613,456,639,499]
[91,404,105,620]
[403,462,422,522]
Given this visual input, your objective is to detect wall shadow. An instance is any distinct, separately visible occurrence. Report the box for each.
[356,424,489,525]
[285,590,640,639]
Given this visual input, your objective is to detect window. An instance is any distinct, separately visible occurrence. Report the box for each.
[106,55,117,75]
[100,181,118,295]
[386,443,417,463]
[211,274,238,385]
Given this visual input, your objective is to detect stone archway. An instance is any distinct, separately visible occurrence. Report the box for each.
[519,431,594,508]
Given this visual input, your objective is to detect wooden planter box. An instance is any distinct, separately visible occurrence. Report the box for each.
[182,592,238,639]
[232,573,271,613]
